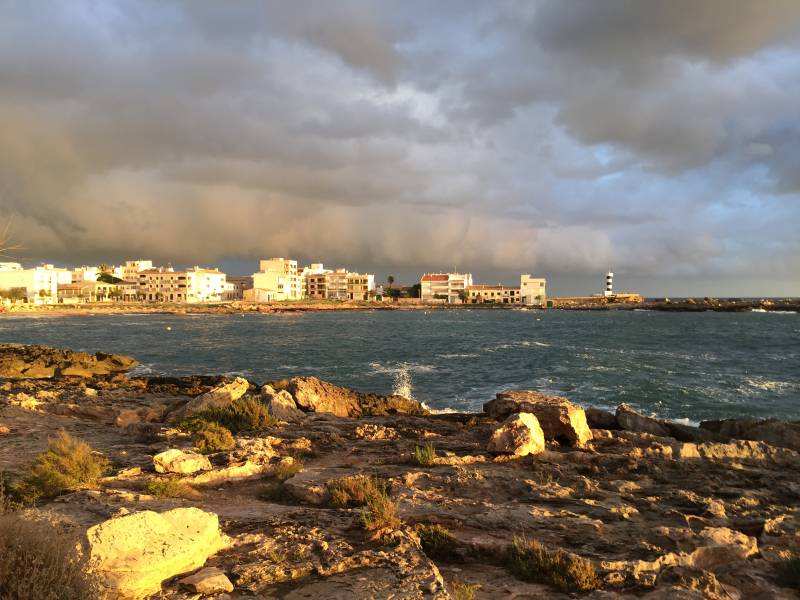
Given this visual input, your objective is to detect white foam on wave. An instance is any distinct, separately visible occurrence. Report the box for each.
[436,353,480,359]
[740,377,793,392]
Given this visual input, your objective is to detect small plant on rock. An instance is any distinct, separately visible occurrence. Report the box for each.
[413,443,437,467]
[417,523,460,561]
[183,397,274,434]
[193,422,235,454]
[327,474,389,508]
[144,478,200,500]
[20,431,109,502]
[506,536,600,593]
[0,512,100,599]
[272,460,303,482]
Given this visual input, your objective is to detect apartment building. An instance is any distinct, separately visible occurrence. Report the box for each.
[300,263,330,298]
[465,284,520,304]
[250,258,303,301]
[118,260,153,282]
[0,263,64,303]
[138,266,227,303]
[346,272,375,300]
[224,275,253,301]
[520,274,547,306]
[420,272,473,303]
[71,266,100,284]
[325,269,349,300]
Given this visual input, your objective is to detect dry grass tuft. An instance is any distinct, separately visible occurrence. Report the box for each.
[327,474,388,508]
[0,512,100,599]
[272,460,303,482]
[360,490,401,531]
[19,432,109,503]
[451,580,481,600]
[506,536,600,593]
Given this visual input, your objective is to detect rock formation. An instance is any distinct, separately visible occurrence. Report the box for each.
[0,343,137,379]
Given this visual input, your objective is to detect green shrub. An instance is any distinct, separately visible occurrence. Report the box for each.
[413,443,437,467]
[144,478,199,499]
[417,524,460,561]
[506,536,600,593]
[327,475,389,508]
[778,557,800,589]
[451,581,480,600]
[360,490,400,531]
[193,422,235,454]
[0,513,100,599]
[20,432,109,502]
[182,397,275,434]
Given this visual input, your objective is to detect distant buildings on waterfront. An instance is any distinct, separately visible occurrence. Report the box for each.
[0,256,637,308]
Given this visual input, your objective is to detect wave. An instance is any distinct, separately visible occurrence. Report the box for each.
[436,353,480,359]
[739,377,793,393]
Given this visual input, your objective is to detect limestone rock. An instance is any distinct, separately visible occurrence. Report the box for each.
[700,417,800,451]
[179,566,234,594]
[262,385,305,422]
[153,449,212,474]
[487,412,545,457]
[271,376,425,418]
[484,390,593,448]
[586,407,618,429]
[616,404,671,437]
[689,527,758,570]
[0,343,137,379]
[7,392,41,410]
[177,377,250,417]
[279,376,361,417]
[0,423,9,435]
[85,507,228,599]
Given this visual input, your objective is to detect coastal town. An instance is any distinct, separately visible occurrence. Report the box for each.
[0,257,574,308]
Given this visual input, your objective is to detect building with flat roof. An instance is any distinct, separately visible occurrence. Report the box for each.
[138,266,227,303]
[520,274,547,306]
[466,284,520,304]
[0,263,66,303]
[251,258,303,301]
[420,272,473,303]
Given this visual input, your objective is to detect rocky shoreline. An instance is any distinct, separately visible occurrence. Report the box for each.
[2,297,798,317]
[1,343,799,599]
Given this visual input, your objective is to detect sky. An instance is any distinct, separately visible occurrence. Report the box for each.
[1,1,799,296]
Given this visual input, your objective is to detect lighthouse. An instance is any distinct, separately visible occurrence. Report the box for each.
[603,271,614,297]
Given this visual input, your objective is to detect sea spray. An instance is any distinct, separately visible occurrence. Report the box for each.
[392,366,414,399]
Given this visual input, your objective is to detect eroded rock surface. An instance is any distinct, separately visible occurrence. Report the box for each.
[0,343,137,379]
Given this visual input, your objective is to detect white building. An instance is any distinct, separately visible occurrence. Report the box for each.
[420,272,473,303]
[0,263,62,303]
[138,266,227,303]
[118,260,153,282]
[520,274,547,306]
[71,266,100,284]
[250,258,303,301]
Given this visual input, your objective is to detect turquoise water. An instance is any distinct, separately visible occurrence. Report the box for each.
[1,310,798,422]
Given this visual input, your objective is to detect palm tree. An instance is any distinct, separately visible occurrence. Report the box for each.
[387,275,395,288]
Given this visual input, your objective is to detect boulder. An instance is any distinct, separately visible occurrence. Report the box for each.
[271,376,426,418]
[153,449,212,474]
[0,423,10,435]
[261,385,305,422]
[699,418,800,452]
[487,412,545,457]
[616,404,671,437]
[586,407,619,430]
[689,527,758,570]
[0,343,137,379]
[278,376,361,417]
[176,377,250,417]
[484,390,593,448]
[179,567,234,594]
[85,507,228,599]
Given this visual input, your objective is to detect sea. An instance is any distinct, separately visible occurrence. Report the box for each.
[1,309,798,423]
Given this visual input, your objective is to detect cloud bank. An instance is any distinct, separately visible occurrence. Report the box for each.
[1,1,799,294]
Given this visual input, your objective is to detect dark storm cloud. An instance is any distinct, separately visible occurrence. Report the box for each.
[0,0,799,294]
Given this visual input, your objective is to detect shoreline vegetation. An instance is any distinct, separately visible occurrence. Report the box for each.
[0,343,798,598]
[2,297,799,317]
